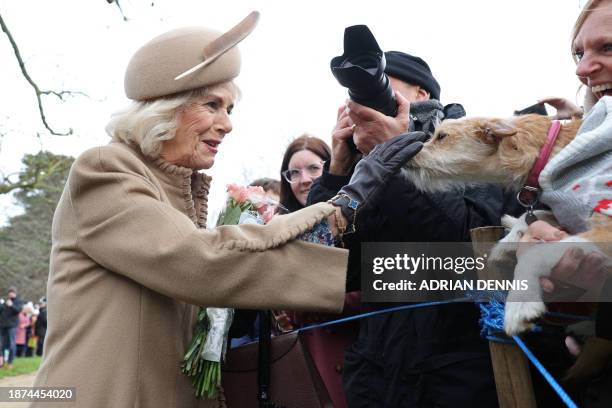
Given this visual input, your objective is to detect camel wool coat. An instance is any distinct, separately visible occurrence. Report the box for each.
[31,142,348,408]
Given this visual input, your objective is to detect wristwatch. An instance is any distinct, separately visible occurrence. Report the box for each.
[329,193,358,234]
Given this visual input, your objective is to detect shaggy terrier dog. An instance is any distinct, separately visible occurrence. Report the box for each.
[403,114,610,335]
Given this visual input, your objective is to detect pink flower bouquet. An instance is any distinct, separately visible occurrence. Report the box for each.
[182,184,279,398]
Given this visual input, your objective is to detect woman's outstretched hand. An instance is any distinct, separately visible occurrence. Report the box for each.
[329,131,427,233]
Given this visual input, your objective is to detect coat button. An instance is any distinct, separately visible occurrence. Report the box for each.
[335,364,343,374]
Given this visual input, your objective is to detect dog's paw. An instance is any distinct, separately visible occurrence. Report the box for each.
[504,301,547,335]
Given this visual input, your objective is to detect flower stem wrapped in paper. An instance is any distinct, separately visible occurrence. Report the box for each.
[182,184,278,399]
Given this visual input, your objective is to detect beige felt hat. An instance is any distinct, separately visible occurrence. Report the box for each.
[124,11,259,101]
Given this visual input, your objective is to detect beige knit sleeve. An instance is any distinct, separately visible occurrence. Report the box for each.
[68,146,347,312]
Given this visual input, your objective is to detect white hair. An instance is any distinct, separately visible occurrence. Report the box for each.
[105,82,240,159]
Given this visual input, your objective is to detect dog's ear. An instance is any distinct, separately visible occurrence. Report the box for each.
[482,119,517,144]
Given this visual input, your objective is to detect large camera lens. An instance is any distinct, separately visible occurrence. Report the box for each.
[331,25,397,117]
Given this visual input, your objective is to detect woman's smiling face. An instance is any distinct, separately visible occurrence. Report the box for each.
[573,1,612,100]
[161,83,235,170]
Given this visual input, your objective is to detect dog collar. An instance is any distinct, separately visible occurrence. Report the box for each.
[517,120,562,219]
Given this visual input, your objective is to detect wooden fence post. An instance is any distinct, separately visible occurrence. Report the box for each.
[471,226,537,408]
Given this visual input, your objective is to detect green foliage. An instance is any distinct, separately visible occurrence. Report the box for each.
[0,151,74,302]
[0,356,42,379]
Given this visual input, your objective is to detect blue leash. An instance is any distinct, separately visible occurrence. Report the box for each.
[478,299,579,408]
[296,297,471,333]
[512,335,578,408]
[294,296,586,408]
[297,297,591,335]
[239,299,470,345]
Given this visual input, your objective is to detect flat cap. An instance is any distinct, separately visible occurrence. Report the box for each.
[384,51,441,101]
[125,11,259,101]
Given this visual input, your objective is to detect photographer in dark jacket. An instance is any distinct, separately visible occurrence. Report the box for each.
[0,287,24,369]
[310,51,521,407]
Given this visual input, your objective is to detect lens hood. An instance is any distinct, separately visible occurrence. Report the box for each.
[330,25,397,117]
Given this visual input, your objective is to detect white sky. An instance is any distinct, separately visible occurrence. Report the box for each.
[0,0,586,224]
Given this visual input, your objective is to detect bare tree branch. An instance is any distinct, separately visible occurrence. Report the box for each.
[40,90,88,100]
[106,0,128,21]
[0,11,81,136]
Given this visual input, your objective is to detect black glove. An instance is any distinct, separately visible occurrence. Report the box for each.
[329,131,427,232]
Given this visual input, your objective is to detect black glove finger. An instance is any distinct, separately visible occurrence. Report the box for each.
[379,132,426,162]
[377,131,427,161]
[386,141,424,169]
[367,132,427,162]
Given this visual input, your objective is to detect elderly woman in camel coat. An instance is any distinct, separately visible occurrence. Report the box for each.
[31,12,425,408]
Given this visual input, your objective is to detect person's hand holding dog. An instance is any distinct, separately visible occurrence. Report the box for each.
[518,220,606,296]
[539,96,583,120]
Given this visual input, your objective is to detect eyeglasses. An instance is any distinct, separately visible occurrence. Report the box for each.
[282,162,324,184]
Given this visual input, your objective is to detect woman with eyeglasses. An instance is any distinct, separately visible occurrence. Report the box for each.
[279,134,330,213]
[277,134,360,408]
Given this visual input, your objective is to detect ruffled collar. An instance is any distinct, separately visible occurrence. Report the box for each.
[152,157,194,178]
[152,158,212,228]
[121,143,213,228]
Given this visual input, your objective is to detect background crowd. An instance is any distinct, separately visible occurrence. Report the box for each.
[0,286,47,369]
[228,1,612,405]
[0,0,609,407]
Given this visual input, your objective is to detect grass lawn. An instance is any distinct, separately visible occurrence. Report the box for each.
[0,357,41,379]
